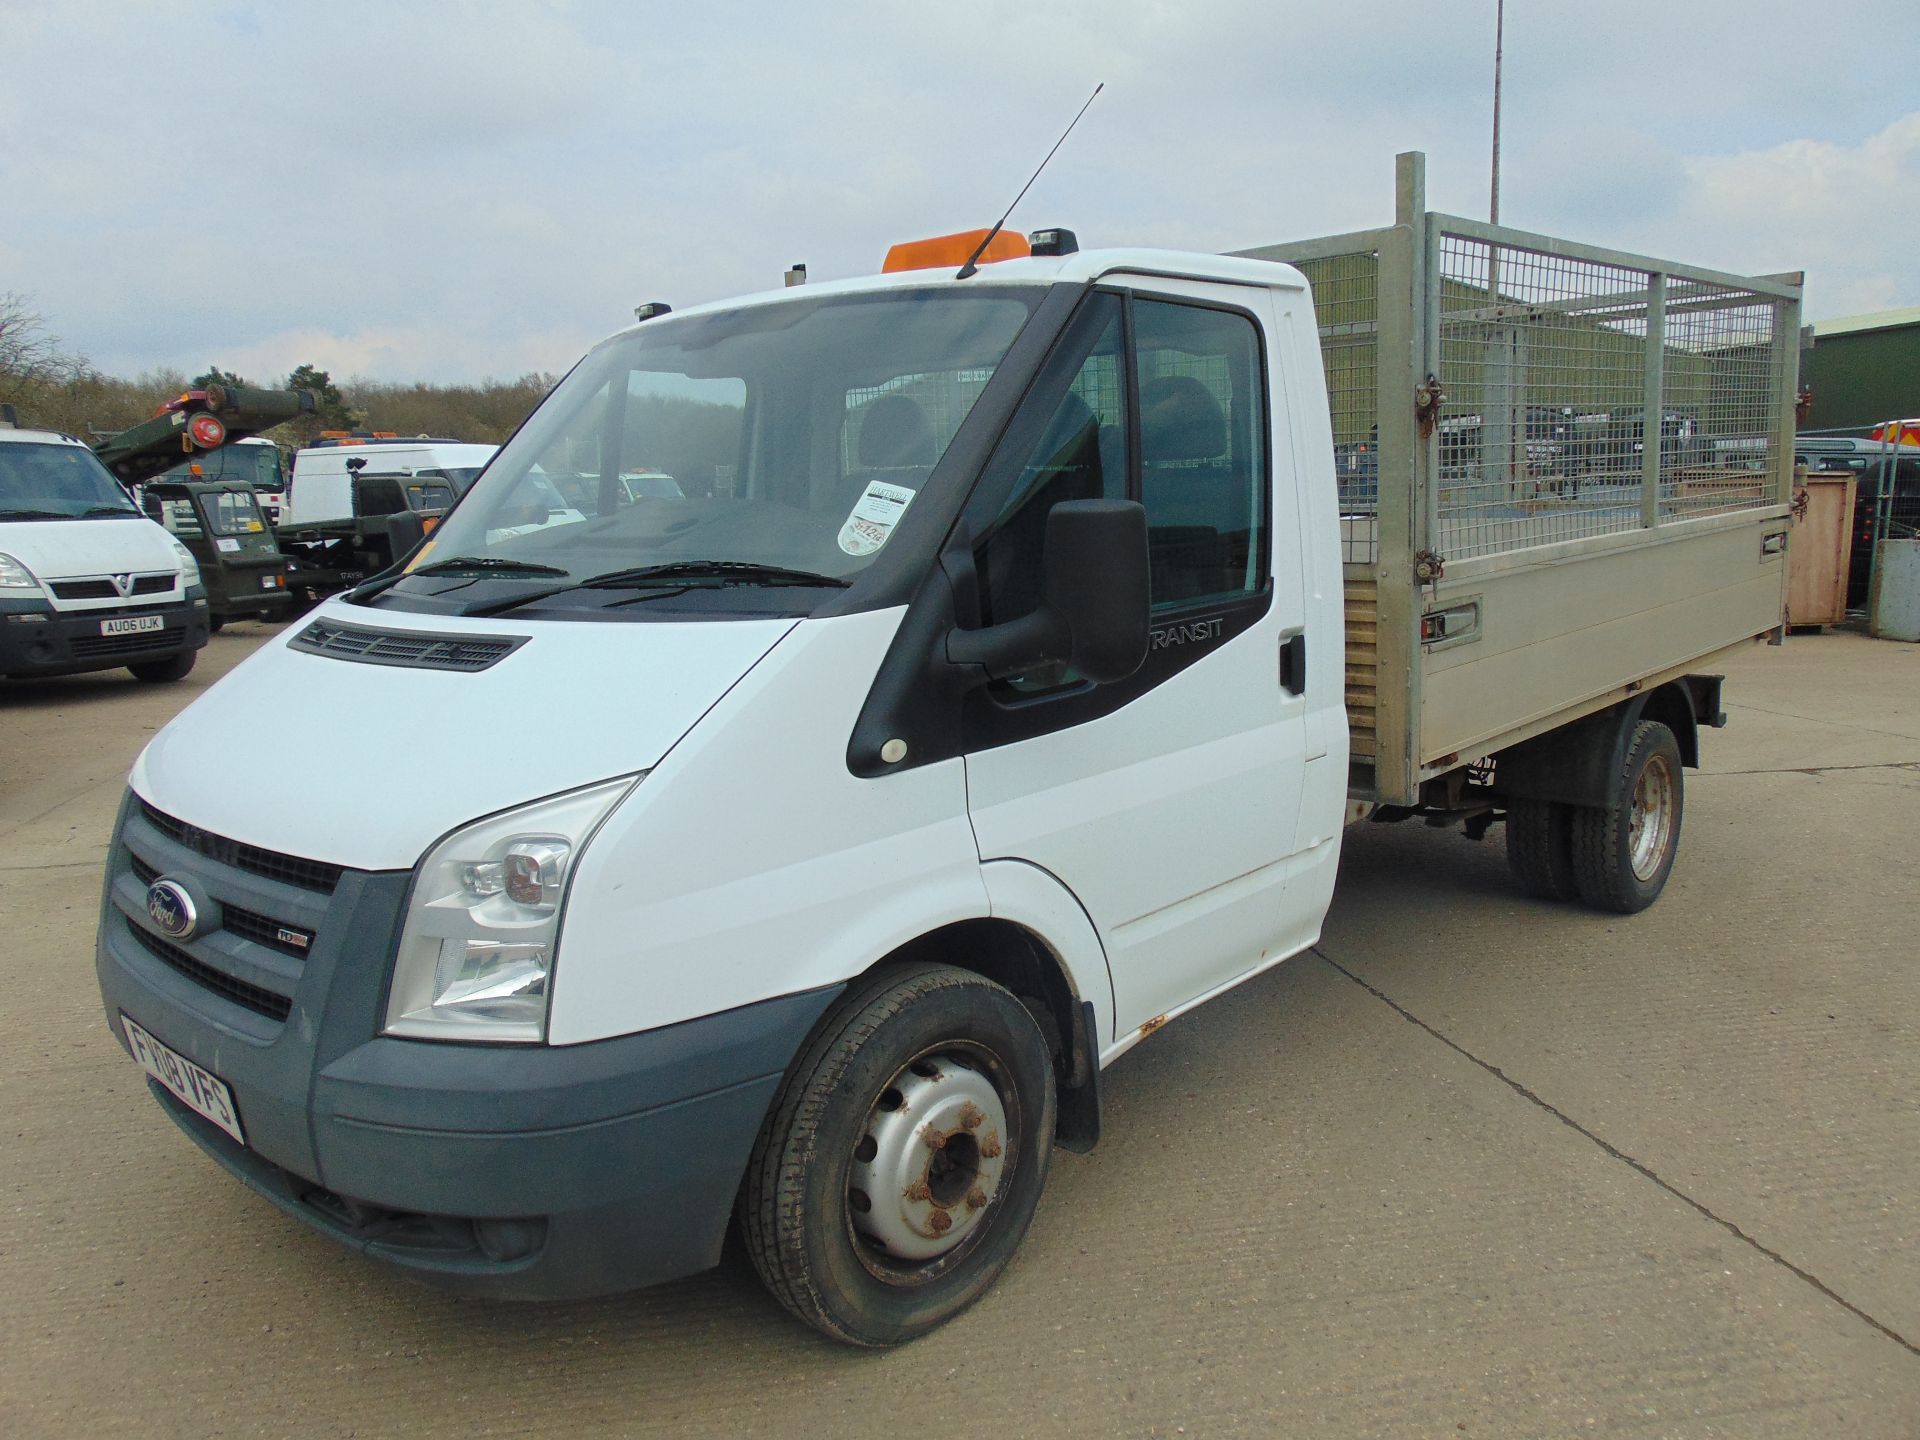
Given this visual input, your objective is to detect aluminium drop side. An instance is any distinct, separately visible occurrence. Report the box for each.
[1238,152,1801,806]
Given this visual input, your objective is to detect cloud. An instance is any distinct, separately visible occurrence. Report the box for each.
[4,0,1916,380]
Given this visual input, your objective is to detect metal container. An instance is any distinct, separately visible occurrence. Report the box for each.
[1869,538,1920,641]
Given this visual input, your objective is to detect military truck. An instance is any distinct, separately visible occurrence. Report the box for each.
[140,477,293,630]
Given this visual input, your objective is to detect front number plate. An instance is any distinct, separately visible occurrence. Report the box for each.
[121,1013,245,1145]
[101,615,164,636]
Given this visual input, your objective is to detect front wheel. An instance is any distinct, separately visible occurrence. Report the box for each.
[128,650,196,684]
[738,964,1056,1347]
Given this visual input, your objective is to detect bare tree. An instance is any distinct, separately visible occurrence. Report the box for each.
[0,292,80,383]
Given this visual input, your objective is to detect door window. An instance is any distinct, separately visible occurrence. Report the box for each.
[972,297,1128,635]
[965,291,1270,695]
[1134,298,1268,612]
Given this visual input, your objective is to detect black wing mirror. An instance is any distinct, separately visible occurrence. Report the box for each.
[946,499,1149,685]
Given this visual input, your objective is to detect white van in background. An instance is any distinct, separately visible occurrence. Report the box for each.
[283,440,497,527]
[0,425,208,682]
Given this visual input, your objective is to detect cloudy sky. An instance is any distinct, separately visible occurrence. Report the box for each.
[4,0,1915,384]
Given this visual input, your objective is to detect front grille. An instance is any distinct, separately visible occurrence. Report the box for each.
[50,575,174,600]
[71,630,180,657]
[128,851,315,958]
[139,801,343,894]
[126,918,293,1022]
[290,618,526,673]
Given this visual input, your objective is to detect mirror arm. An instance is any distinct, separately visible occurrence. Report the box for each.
[944,607,1070,680]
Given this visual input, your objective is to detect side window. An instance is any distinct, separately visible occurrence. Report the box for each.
[1134,299,1268,612]
[972,298,1129,634]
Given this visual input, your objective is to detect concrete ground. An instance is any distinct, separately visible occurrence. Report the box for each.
[2,625,1915,1439]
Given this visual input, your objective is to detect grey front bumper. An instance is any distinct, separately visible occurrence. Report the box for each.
[96,792,840,1300]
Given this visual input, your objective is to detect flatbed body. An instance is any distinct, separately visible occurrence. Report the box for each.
[1240,155,1798,804]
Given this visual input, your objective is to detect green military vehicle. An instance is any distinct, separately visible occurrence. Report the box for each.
[139,478,293,630]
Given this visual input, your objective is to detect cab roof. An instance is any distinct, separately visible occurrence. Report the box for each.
[606,248,1310,348]
[0,427,89,447]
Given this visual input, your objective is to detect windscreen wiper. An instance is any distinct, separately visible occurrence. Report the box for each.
[576,561,850,590]
[411,555,571,577]
[461,560,849,620]
[0,508,75,520]
[82,506,142,518]
[344,554,570,605]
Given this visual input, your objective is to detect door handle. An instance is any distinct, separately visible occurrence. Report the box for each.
[1279,629,1307,696]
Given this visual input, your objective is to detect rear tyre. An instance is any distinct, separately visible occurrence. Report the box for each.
[208,615,226,634]
[739,963,1056,1348]
[1505,797,1578,901]
[1568,720,1683,914]
[128,651,196,684]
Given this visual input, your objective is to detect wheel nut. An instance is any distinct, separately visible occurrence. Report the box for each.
[980,1135,1003,1159]
[965,1187,988,1211]
[959,1103,985,1131]
[929,1209,952,1234]
[921,1124,947,1150]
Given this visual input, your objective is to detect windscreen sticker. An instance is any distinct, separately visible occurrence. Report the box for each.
[838,481,916,557]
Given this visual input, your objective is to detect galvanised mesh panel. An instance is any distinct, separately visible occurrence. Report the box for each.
[1435,234,1657,559]
[1659,285,1782,522]
[1291,250,1380,564]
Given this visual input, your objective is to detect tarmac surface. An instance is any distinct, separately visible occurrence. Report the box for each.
[2,623,1916,1438]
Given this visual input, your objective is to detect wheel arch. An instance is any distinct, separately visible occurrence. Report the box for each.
[1495,675,1720,806]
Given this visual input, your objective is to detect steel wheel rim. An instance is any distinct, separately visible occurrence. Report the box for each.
[1629,753,1676,881]
[846,1044,1015,1278]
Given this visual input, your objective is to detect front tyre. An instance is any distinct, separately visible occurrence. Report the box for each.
[739,964,1056,1347]
[128,651,196,684]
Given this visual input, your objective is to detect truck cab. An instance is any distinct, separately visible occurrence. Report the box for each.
[1,425,209,682]
[95,244,1347,1343]
[141,478,293,629]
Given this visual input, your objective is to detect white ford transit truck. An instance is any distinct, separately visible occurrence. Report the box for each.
[95,155,1800,1346]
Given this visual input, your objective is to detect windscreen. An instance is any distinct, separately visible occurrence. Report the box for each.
[161,444,282,489]
[409,288,1037,597]
[0,442,140,518]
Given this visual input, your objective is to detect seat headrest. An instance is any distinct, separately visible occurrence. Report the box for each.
[857,393,936,469]
[1141,375,1226,464]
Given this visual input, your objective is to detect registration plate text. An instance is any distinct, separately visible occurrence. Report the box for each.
[121,1013,245,1144]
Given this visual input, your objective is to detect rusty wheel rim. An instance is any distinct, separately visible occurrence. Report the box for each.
[846,1044,1012,1271]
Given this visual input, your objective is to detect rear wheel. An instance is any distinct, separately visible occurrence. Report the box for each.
[1505,797,1578,901]
[208,615,226,634]
[1569,720,1683,913]
[128,650,196,684]
[739,964,1055,1347]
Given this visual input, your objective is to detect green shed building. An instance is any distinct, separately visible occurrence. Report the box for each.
[1803,308,1920,431]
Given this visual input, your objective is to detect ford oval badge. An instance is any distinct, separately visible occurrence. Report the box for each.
[146,879,197,939]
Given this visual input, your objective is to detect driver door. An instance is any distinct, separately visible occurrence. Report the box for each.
[960,281,1312,1041]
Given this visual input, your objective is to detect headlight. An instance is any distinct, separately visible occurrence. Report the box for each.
[0,552,41,590]
[385,776,637,1042]
[167,537,201,588]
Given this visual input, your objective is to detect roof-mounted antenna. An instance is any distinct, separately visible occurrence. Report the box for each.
[956,82,1104,280]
